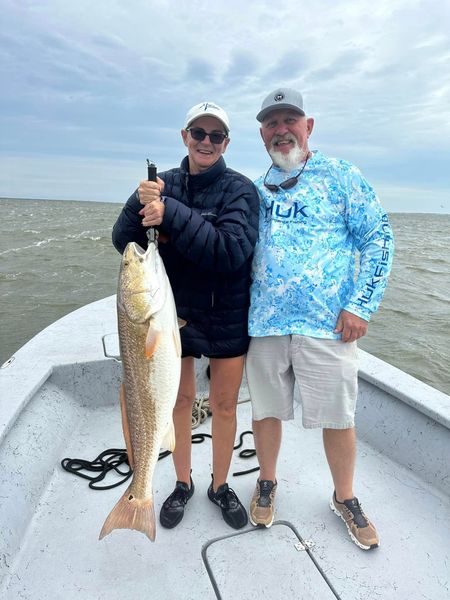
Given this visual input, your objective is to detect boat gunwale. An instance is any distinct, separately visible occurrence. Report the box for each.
[1,295,449,448]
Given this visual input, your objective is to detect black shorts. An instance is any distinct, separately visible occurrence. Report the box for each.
[180,321,249,359]
[181,349,246,359]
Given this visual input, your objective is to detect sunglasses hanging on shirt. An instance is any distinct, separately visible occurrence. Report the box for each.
[263,155,309,192]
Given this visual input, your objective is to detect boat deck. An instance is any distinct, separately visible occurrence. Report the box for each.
[1,296,449,600]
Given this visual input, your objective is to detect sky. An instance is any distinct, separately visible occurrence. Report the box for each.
[1,0,449,213]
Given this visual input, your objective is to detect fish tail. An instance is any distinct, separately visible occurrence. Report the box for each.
[99,489,156,541]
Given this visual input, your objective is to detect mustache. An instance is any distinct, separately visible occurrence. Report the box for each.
[270,134,297,148]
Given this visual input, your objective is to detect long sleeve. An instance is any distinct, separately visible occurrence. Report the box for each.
[161,180,259,273]
[112,190,148,255]
[343,168,394,320]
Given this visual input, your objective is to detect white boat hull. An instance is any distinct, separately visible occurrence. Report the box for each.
[1,296,449,599]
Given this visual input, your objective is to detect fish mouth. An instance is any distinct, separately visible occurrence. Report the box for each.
[135,244,145,253]
[129,242,156,259]
[127,242,147,255]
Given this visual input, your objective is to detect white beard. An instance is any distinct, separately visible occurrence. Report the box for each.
[269,139,308,172]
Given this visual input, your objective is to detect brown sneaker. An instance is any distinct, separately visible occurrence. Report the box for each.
[249,479,277,527]
[330,491,379,550]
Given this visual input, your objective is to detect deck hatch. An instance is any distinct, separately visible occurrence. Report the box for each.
[202,520,341,599]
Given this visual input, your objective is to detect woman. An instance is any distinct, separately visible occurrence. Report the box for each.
[112,101,259,530]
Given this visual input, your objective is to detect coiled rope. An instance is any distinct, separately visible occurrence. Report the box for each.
[192,395,211,429]
[61,398,258,489]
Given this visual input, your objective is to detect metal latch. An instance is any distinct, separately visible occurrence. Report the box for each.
[295,539,315,551]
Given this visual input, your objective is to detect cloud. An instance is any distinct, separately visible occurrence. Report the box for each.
[264,52,310,83]
[185,58,216,83]
[0,0,449,213]
[224,50,260,84]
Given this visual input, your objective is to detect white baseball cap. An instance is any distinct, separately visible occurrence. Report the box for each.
[184,101,230,133]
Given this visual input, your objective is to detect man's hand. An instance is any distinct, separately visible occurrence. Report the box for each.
[334,309,368,342]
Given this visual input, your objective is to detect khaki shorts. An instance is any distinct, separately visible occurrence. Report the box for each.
[245,335,358,429]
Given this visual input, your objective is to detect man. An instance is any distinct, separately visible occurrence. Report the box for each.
[246,87,394,550]
[112,102,259,530]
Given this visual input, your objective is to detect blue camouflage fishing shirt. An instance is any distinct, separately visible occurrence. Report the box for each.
[248,150,394,339]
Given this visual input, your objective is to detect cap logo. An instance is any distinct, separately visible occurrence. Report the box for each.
[274,93,284,102]
[200,102,220,112]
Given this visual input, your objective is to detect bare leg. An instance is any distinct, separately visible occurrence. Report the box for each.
[252,417,282,482]
[171,357,196,484]
[208,356,244,491]
[323,427,356,501]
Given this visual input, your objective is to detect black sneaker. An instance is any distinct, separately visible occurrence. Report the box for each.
[207,481,248,529]
[160,478,195,529]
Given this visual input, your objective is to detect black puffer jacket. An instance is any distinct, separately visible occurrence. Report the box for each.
[112,156,259,358]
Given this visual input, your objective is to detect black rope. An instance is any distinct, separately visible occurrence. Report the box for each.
[191,430,259,475]
[61,446,178,490]
[61,448,132,490]
[231,430,260,476]
[61,430,258,489]
[191,432,212,444]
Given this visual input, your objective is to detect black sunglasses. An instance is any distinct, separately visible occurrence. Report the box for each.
[263,156,309,192]
[186,127,228,144]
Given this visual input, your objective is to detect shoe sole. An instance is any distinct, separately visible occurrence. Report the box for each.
[160,514,184,529]
[329,499,379,551]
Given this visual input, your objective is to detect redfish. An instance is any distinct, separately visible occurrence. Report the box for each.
[99,240,181,541]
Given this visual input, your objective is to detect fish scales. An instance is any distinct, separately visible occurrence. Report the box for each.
[99,240,181,542]
[118,312,178,498]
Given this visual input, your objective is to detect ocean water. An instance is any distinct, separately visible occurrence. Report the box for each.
[1,198,449,396]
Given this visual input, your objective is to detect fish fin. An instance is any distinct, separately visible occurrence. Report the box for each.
[161,421,176,452]
[145,326,161,358]
[173,327,182,358]
[119,384,134,470]
[177,318,187,329]
[99,490,156,542]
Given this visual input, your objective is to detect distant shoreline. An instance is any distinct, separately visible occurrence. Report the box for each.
[1,196,449,215]
[1,195,124,205]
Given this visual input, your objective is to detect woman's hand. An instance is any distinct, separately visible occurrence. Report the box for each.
[138,177,166,226]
